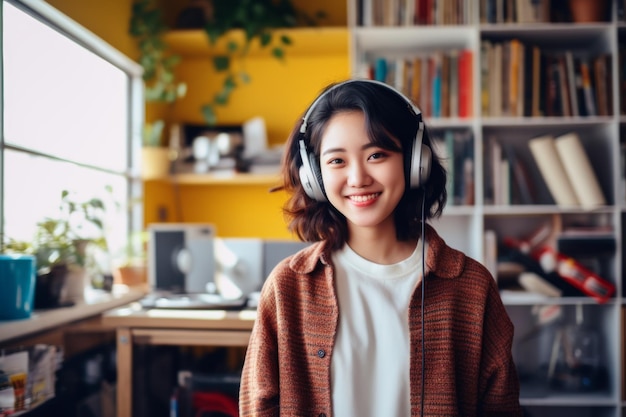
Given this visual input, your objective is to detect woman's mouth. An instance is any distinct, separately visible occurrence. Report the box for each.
[348,193,381,203]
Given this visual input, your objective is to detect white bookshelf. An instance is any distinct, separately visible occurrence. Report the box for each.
[348,0,625,415]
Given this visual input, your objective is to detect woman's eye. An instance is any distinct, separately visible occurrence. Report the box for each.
[327,158,344,165]
[369,152,386,160]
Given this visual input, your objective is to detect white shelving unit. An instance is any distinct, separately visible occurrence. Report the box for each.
[347,1,625,415]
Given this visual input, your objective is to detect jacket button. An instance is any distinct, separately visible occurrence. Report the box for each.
[317,349,326,358]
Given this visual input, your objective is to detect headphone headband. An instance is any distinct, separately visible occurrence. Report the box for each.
[300,79,422,135]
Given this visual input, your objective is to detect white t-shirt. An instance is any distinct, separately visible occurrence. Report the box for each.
[330,240,424,416]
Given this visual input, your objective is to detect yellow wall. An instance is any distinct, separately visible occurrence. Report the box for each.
[143,40,350,237]
[173,48,350,145]
[44,0,350,239]
[143,180,294,238]
[46,0,138,58]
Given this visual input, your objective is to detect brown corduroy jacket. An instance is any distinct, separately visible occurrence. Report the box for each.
[239,225,523,416]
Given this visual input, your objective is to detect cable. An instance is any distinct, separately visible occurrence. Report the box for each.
[420,191,426,417]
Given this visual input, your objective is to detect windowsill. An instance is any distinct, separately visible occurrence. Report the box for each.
[0,285,147,344]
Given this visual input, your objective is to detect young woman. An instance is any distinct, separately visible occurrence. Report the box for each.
[239,79,522,416]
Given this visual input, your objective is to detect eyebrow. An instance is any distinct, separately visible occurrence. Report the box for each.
[321,143,378,156]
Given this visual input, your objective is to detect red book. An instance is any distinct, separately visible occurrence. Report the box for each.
[532,246,615,304]
[458,49,473,118]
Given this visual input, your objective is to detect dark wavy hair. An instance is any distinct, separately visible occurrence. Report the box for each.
[277,80,447,251]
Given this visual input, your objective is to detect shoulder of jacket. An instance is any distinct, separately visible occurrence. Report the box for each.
[287,240,331,274]
[425,224,467,279]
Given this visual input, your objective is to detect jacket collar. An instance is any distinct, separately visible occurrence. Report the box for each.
[288,224,465,280]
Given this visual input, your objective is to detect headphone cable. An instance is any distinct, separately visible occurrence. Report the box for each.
[420,191,426,417]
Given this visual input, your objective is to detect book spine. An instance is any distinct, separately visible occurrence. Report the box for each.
[531,45,541,117]
[458,49,473,118]
[490,136,503,205]
[554,132,606,208]
[431,53,442,118]
[557,55,571,116]
[423,55,432,117]
[374,57,387,82]
[528,135,580,206]
[517,42,526,117]
[410,56,421,105]
[480,41,492,116]
[441,52,450,117]
[483,229,498,280]
[501,41,511,116]
[580,58,597,116]
[565,51,579,116]
[509,39,520,116]
[594,54,608,116]
[449,49,458,117]
[503,142,534,204]
[491,42,503,117]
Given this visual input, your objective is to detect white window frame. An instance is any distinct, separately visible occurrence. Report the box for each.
[1,0,144,258]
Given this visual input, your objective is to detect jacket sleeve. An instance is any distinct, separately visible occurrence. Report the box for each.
[239,275,281,417]
[479,281,524,417]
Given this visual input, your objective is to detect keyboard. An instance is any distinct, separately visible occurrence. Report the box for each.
[139,292,248,310]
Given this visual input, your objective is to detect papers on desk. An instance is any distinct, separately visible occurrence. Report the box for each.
[139,292,247,310]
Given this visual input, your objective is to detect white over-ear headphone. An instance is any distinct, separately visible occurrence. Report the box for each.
[298,79,432,202]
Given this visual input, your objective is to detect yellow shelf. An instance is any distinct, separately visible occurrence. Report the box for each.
[164,27,349,57]
[168,172,281,186]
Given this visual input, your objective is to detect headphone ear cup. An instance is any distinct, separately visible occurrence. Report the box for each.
[309,153,326,197]
[298,140,327,201]
[409,123,432,188]
[415,144,432,188]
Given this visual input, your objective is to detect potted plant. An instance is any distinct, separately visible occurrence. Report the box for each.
[141,119,173,179]
[568,0,610,22]
[112,230,148,287]
[2,190,109,307]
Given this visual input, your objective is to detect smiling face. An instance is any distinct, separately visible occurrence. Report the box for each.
[319,111,406,237]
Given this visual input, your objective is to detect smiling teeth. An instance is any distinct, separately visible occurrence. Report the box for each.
[349,193,379,202]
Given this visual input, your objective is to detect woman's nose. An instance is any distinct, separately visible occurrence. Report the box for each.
[347,162,371,187]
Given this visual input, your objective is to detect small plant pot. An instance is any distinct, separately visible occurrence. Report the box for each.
[141,147,171,179]
[113,265,147,286]
[568,0,609,22]
[62,264,87,304]
[34,264,68,309]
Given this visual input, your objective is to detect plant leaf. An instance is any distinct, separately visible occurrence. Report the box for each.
[272,47,285,60]
[239,72,251,84]
[260,32,272,47]
[213,55,230,72]
[227,41,239,53]
[201,105,217,126]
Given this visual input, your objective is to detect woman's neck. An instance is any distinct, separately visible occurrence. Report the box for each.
[346,226,417,265]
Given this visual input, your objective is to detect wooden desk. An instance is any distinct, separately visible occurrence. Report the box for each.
[0,286,146,346]
[102,304,256,417]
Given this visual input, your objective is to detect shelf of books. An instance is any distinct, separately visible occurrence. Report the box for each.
[348,0,625,415]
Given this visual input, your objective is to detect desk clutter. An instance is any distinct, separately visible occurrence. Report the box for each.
[0,345,61,416]
[142,223,309,310]
[169,117,283,175]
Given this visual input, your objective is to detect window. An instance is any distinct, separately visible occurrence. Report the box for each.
[1,0,143,269]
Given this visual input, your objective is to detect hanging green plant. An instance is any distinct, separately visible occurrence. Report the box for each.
[199,0,316,125]
[130,0,187,104]
[131,0,324,127]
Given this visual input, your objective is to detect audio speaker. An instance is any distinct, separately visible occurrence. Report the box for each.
[148,223,216,293]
